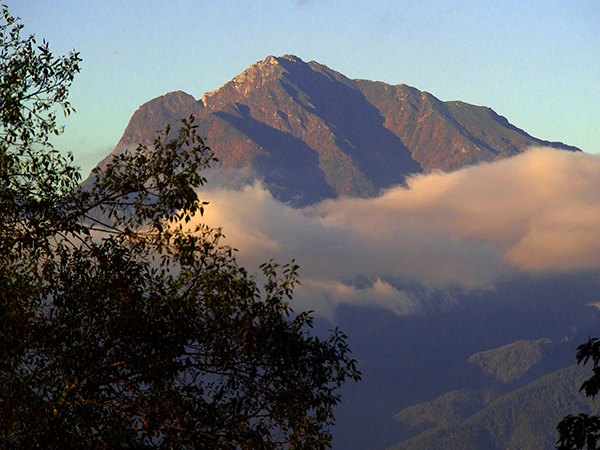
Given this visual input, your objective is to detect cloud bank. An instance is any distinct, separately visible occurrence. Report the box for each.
[194,147,600,315]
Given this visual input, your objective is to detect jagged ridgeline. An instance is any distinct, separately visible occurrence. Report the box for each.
[97,54,579,207]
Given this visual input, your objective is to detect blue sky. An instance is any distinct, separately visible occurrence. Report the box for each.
[12,1,600,175]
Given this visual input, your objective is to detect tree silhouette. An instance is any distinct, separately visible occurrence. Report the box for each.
[0,6,360,449]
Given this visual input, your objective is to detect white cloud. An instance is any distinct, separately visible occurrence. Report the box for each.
[193,147,600,315]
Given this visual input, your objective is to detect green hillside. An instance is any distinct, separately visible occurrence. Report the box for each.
[394,390,498,432]
[468,339,553,383]
[389,365,597,450]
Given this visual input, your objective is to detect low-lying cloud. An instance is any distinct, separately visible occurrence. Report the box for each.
[194,147,600,315]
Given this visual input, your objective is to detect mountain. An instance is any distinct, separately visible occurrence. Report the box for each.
[92,55,593,450]
[326,272,600,450]
[389,364,598,450]
[468,338,553,383]
[100,54,579,206]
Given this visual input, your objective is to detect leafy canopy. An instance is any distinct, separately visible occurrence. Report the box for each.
[557,339,600,450]
[0,6,360,449]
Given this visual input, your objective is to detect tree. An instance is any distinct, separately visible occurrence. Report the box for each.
[556,339,600,450]
[0,6,360,449]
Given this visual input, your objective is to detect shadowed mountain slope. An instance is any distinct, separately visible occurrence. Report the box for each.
[102,54,579,206]
[389,365,598,450]
[326,272,600,450]
[468,338,553,383]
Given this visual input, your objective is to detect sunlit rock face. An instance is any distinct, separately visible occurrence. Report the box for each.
[100,54,579,206]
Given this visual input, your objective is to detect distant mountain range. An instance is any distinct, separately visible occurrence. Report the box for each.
[100,54,579,206]
[390,344,597,450]
[327,273,600,450]
[93,55,595,450]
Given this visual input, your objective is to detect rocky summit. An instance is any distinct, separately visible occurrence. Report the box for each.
[103,54,580,206]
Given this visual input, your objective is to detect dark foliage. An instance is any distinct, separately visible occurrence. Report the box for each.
[557,338,600,450]
[0,6,359,449]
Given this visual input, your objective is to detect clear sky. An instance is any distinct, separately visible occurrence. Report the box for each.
[12,1,600,175]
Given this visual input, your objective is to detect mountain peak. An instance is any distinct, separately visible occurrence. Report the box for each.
[201,55,303,109]
[230,54,285,87]
[103,54,581,206]
[115,90,198,149]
